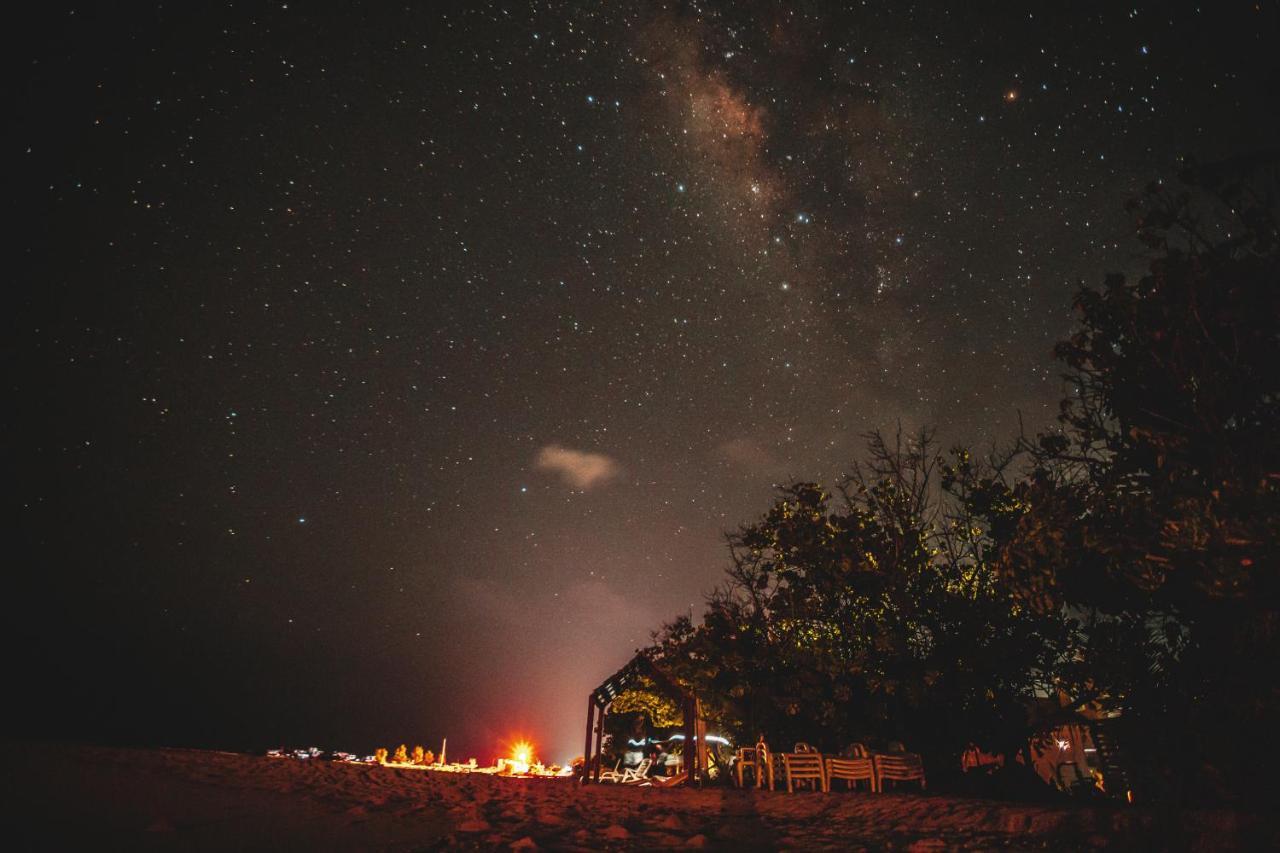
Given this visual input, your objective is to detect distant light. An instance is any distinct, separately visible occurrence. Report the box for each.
[676,183,686,192]
[297,517,307,524]
[520,485,528,493]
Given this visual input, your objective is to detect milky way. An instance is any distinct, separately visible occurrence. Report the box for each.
[12,2,1277,761]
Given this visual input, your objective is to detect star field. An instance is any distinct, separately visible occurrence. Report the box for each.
[11,2,1277,760]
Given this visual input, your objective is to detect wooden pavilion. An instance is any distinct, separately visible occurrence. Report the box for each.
[583,652,706,785]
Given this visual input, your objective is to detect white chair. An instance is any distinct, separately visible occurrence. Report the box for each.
[825,744,876,792]
[734,747,759,788]
[619,757,653,784]
[597,759,624,782]
[874,751,926,791]
[782,752,826,793]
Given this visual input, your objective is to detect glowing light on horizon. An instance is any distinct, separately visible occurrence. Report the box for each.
[504,739,535,774]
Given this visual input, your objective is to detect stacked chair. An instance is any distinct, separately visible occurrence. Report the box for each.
[781,742,826,792]
[873,744,926,791]
[824,743,877,792]
[736,739,926,794]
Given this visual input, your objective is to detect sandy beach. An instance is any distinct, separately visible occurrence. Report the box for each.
[1,742,1270,851]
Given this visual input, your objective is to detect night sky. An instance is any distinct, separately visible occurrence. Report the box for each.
[11,2,1277,763]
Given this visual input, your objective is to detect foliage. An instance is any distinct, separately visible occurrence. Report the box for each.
[374,747,388,765]
[610,678,683,727]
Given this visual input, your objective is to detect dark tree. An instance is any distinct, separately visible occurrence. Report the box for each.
[998,155,1280,802]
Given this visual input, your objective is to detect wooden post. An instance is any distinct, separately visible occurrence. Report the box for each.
[582,698,596,784]
[592,702,606,782]
[694,700,708,785]
[684,698,697,782]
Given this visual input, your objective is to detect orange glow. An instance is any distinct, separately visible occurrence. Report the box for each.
[502,739,535,774]
[1004,89,1018,102]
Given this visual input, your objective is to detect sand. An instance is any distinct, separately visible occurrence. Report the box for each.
[0,742,1268,850]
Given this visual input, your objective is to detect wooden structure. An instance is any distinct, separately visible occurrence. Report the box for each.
[583,652,706,785]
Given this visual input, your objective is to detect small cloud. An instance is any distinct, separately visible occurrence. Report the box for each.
[536,445,621,490]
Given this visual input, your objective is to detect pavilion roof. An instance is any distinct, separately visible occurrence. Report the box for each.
[590,652,693,708]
